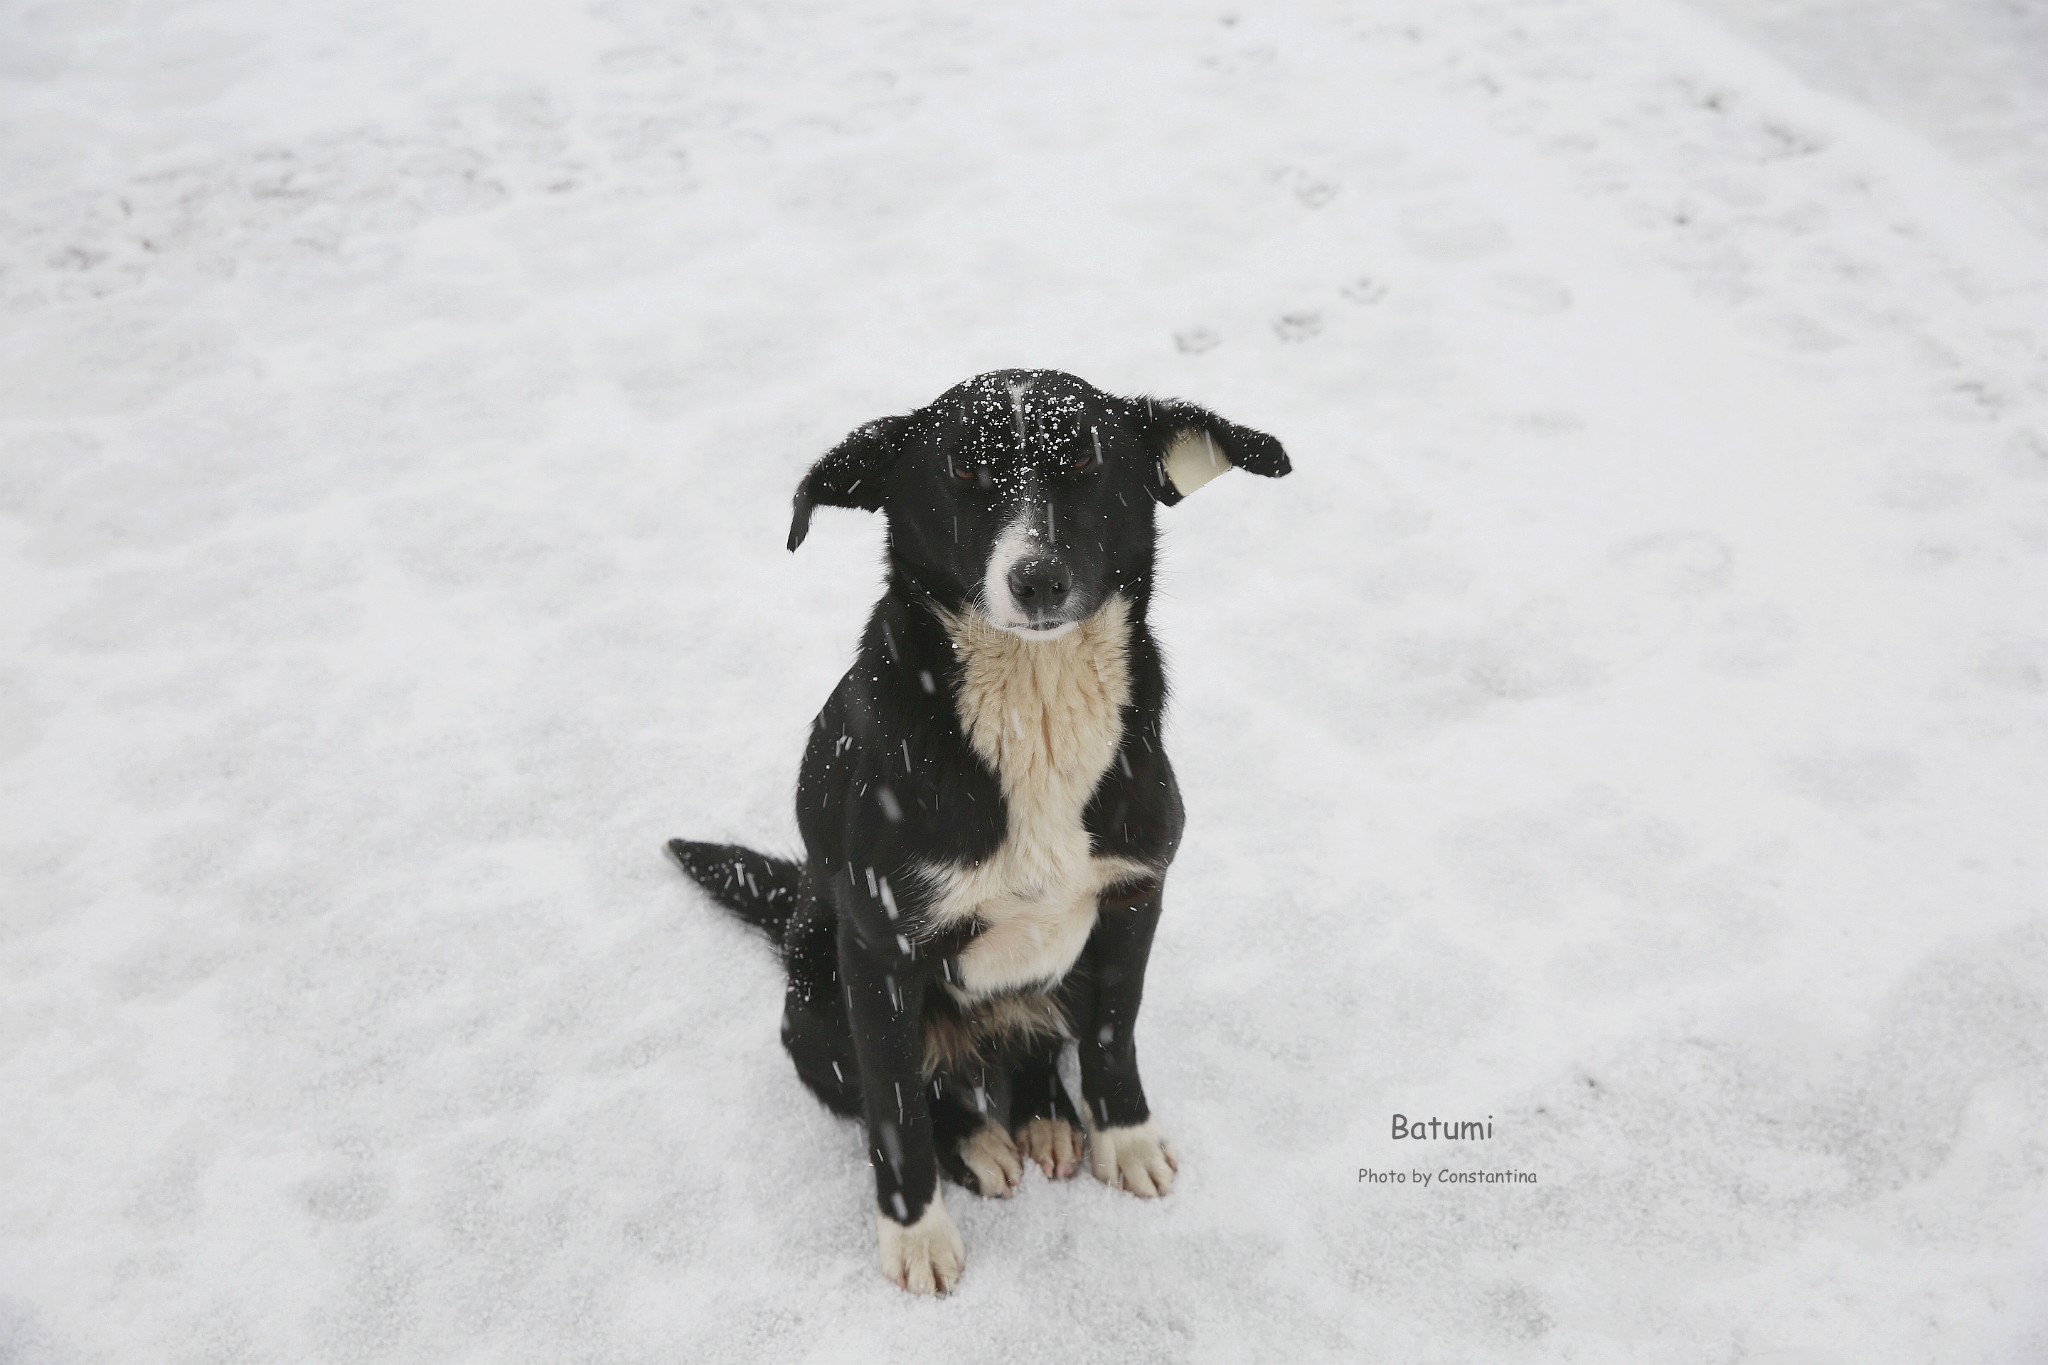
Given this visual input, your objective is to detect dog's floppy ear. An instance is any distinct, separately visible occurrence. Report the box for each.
[1123,396,1291,506]
[787,414,915,552]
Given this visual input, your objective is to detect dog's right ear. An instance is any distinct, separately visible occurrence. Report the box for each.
[787,414,914,552]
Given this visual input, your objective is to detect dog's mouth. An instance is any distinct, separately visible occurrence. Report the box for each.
[996,617,1080,641]
[982,583,1101,641]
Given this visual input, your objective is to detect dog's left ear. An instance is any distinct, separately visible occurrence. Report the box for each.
[1122,396,1291,506]
[787,414,915,552]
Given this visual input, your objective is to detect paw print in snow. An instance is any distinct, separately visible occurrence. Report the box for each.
[1274,312,1321,342]
[1295,179,1338,209]
[1342,276,1388,305]
[1175,327,1220,354]
[1271,165,1338,210]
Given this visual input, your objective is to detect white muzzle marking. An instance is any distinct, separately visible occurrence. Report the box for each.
[980,506,1074,640]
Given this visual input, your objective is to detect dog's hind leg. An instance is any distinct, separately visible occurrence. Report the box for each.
[931,1081,1024,1198]
[778,897,861,1118]
[1007,1046,1084,1180]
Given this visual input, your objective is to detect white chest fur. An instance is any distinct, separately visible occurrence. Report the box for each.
[922,595,1152,998]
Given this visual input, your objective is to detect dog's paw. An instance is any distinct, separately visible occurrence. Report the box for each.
[1014,1116,1083,1180]
[957,1120,1024,1198]
[876,1197,966,1295]
[1088,1119,1178,1198]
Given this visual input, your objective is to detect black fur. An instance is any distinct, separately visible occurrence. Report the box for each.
[669,368,1288,1285]
[663,841,802,944]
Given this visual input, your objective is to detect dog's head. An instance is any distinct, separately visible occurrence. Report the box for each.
[787,369,1290,638]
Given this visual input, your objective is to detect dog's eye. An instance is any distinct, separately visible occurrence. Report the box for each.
[950,460,979,484]
[1066,429,1103,473]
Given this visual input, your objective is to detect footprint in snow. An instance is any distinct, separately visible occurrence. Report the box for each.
[1269,165,1339,209]
[1273,312,1322,342]
[1295,179,1339,209]
[1175,328,1221,354]
[1341,277,1388,305]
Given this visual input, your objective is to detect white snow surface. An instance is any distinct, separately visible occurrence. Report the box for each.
[4,1,2048,1361]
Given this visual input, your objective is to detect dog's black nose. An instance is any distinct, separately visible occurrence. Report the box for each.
[1008,559,1071,608]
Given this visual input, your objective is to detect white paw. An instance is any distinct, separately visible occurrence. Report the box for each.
[1088,1119,1178,1198]
[959,1121,1024,1197]
[876,1197,966,1295]
[1013,1116,1083,1180]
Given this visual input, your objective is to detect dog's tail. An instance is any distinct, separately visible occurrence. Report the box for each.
[665,839,803,947]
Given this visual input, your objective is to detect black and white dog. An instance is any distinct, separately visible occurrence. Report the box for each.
[668,369,1289,1294]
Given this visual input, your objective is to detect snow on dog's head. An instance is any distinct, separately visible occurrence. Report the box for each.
[786,369,1290,638]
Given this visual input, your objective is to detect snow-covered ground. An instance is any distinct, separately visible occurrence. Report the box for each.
[4,0,2046,1360]
[1689,0,2048,240]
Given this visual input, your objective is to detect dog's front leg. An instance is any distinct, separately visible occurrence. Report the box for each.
[1073,880,1179,1197]
[837,918,963,1294]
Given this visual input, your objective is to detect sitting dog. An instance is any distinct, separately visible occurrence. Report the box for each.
[668,369,1289,1294]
